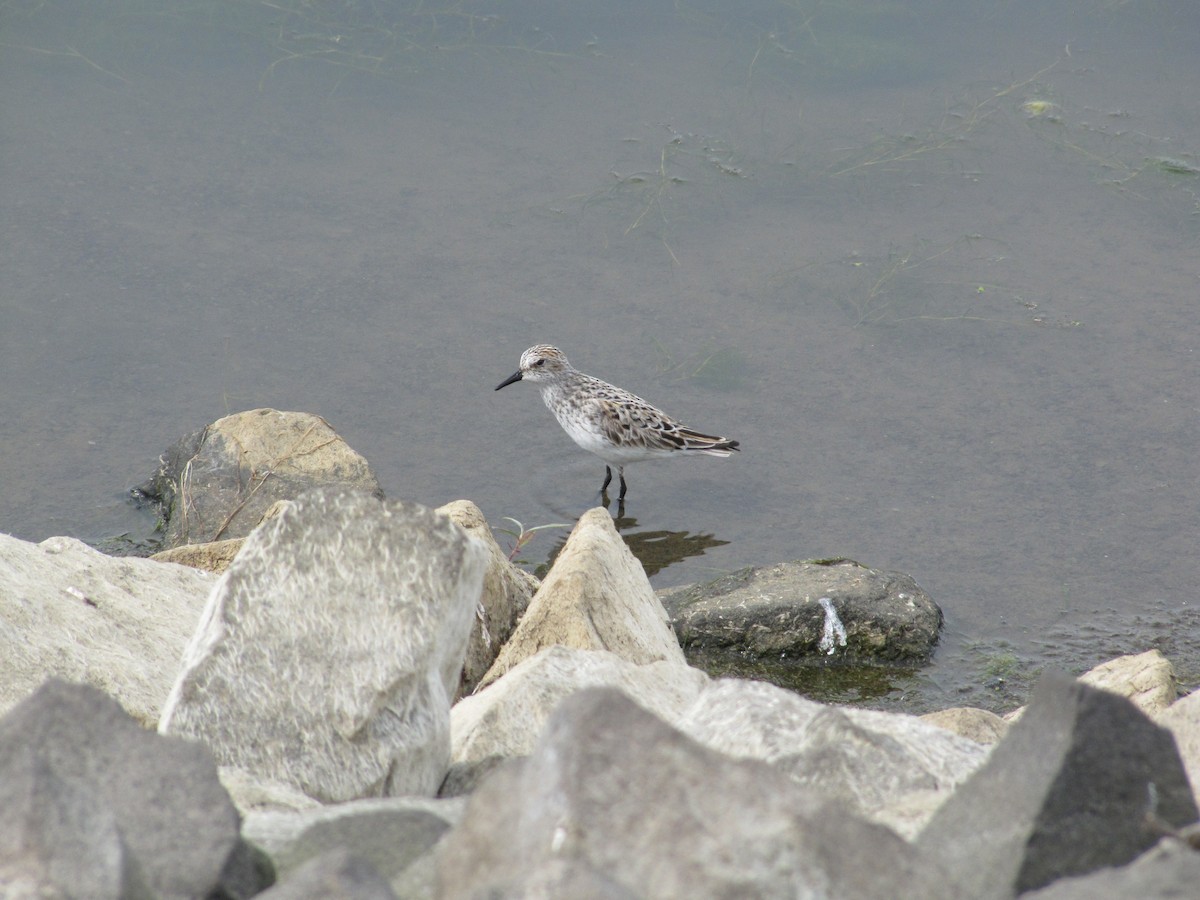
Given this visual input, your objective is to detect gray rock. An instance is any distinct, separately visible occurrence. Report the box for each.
[159,488,488,802]
[479,860,640,899]
[677,678,989,836]
[661,557,942,665]
[436,500,539,699]
[138,408,383,550]
[0,679,260,900]
[0,748,150,899]
[478,508,685,689]
[254,849,397,900]
[1020,838,1200,899]
[436,687,960,900]
[452,646,709,768]
[917,671,1200,898]
[0,533,214,726]
[244,797,464,894]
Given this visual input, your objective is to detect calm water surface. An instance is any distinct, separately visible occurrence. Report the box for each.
[2,1,1198,712]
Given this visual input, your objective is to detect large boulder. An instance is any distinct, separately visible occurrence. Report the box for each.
[436,687,960,899]
[917,671,1199,898]
[159,488,488,802]
[478,508,685,688]
[0,679,266,899]
[138,408,383,550]
[0,532,214,725]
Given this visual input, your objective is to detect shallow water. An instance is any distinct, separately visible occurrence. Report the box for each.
[2,1,1198,713]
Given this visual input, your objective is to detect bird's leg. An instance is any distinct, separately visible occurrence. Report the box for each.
[601,465,613,493]
[618,467,628,501]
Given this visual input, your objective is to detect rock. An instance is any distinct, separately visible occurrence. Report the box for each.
[151,537,247,574]
[435,500,539,699]
[253,849,397,900]
[676,678,989,837]
[1004,651,1179,726]
[159,488,488,802]
[661,557,942,665]
[218,767,323,817]
[0,533,214,725]
[137,409,383,550]
[0,679,265,899]
[921,707,1010,745]
[1155,688,1200,799]
[917,671,1199,898]
[481,860,640,899]
[1020,838,1200,899]
[437,755,510,800]
[0,748,150,899]
[477,508,685,688]
[1078,650,1177,717]
[243,797,464,896]
[436,687,960,899]
[451,646,709,768]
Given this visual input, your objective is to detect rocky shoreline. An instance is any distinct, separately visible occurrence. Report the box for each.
[1,409,1198,898]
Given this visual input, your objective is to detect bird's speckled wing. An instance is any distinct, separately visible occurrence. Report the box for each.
[577,374,739,456]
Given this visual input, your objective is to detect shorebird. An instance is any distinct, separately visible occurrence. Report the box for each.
[495,344,740,500]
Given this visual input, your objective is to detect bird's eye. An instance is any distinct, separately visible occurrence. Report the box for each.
[533,359,545,367]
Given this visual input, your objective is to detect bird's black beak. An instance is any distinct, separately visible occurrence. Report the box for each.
[495,370,523,391]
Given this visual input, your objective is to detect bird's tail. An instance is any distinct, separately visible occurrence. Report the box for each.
[677,429,740,457]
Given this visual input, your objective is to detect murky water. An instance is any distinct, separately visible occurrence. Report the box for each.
[2,1,1198,713]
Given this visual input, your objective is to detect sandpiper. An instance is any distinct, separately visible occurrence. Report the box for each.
[495,344,740,500]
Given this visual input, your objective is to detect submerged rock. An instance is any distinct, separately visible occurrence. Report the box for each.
[661,557,942,665]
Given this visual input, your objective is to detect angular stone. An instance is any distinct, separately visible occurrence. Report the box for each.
[436,687,960,899]
[917,671,1199,898]
[435,500,539,699]
[0,533,214,726]
[159,488,488,802]
[478,508,684,688]
[0,679,255,900]
[451,646,709,767]
[677,678,988,836]
[138,409,383,549]
[661,557,942,664]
